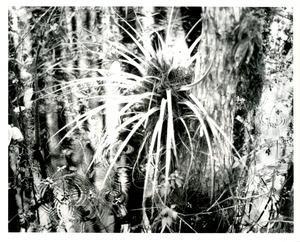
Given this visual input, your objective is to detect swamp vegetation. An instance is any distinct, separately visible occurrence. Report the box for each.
[8,6,293,233]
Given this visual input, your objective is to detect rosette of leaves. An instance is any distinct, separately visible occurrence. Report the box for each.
[50,9,241,232]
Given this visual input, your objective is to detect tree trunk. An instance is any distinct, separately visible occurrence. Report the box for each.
[193,7,261,196]
[194,7,240,163]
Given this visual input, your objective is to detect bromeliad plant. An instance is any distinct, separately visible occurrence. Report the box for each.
[47,8,241,232]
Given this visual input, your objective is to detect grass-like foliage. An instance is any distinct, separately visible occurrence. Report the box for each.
[46,10,245,232]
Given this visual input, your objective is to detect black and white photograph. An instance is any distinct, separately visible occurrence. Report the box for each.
[7,3,298,237]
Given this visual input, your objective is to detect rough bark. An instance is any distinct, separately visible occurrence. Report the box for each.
[192,7,243,195]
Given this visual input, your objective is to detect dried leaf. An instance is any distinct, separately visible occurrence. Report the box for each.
[13,106,26,113]
[24,88,33,109]
[11,127,24,142]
